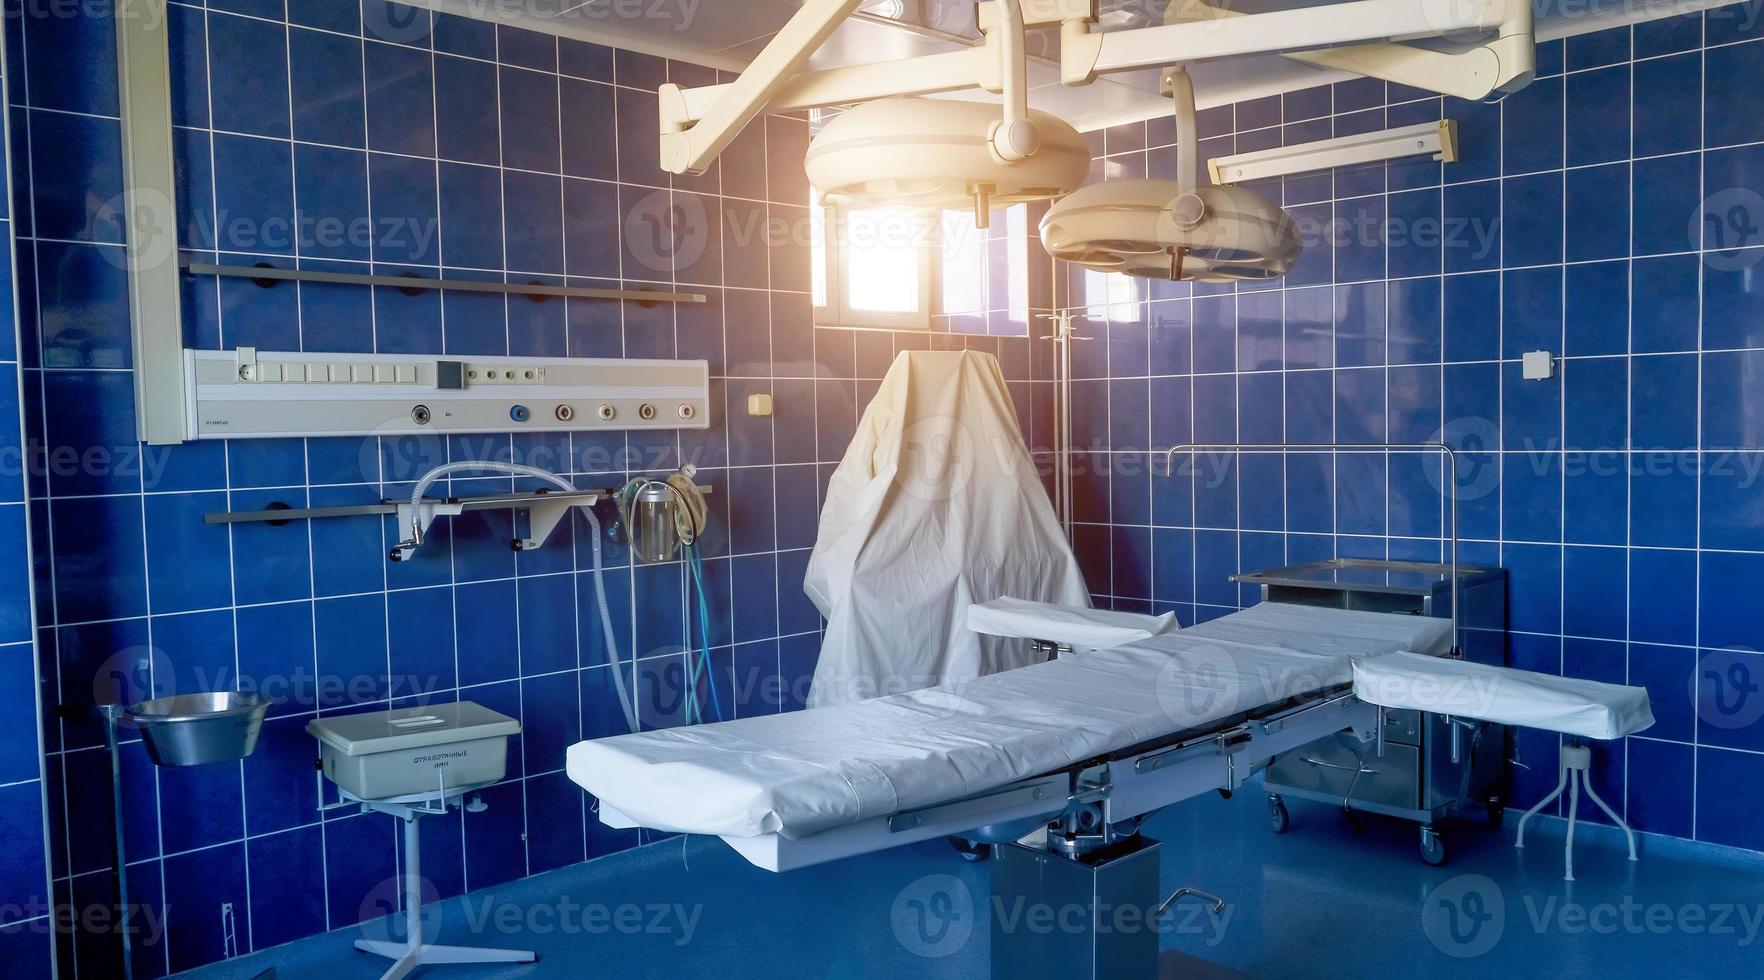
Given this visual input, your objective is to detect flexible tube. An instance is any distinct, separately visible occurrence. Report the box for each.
[409,460,641,734]
[687,544,725,723]
[584,505,642,734]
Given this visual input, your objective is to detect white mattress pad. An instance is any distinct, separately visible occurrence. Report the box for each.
[568,604,1454,839]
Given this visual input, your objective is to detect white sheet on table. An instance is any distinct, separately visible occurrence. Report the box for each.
[1353,651,1655,740]
[966,596,1178,649]
[568,604,1454,839]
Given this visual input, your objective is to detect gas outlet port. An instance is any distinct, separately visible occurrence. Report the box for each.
[411,404,431,425]
[677,404,695,421]
[596,404,616,421]
[554,404,575,422]
[638,403,657,421]
[510,404,531,423]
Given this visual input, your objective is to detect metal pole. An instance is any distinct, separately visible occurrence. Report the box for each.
[102,706,134,980]
[403,813,423,953]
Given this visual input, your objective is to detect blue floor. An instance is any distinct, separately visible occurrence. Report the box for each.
[182,780,1763,980]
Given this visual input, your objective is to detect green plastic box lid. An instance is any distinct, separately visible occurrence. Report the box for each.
[307,702,520,757]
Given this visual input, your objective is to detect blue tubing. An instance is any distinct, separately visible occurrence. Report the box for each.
[687,544,726,723]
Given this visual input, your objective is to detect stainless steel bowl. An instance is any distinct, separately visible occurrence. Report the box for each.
[125,691,272,767]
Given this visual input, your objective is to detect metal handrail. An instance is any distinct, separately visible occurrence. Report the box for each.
[1160,442,1461,656]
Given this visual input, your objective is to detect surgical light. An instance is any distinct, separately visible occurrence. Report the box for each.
[1039,67,1300,282]
[805,97,1091,228]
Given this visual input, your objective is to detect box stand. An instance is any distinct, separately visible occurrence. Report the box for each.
[340,787,537,979]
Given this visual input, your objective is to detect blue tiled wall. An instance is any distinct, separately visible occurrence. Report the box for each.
[10,2,1048,976]
[1073,9,1764,855]
[0,7,52,975]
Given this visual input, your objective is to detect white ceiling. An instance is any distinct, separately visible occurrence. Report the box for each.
[426,0,1729,131]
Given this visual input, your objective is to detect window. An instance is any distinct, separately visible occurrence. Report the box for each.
[811,190,936,331]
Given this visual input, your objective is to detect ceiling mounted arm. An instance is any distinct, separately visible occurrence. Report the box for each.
[1060,0,1510,83]
[658,0,866,176]
[988,0,1040,162]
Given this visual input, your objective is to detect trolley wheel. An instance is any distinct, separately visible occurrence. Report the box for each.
[1486,802,1506,829]
[1419,829,1448,866]
[1269,796,1290,834]
[948,837,992,862]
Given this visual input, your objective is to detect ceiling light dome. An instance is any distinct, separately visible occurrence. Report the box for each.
[1040,179,1300,280]
[1039,67,1301,282]
[806,97,1090,223]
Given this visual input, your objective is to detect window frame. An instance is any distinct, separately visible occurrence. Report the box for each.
[812,201,937,332]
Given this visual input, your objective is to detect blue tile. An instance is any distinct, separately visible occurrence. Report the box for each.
[1333,283,1386,369]
[501,65,561,173]
[1630,255,1699,353]
[28,111,124,244]
[43,370,138,496]
[364,41,436,157]
[1237,291,1282,371]
[1333,195,1386,283]
[522,671,580,773]
[1631,454,1698,548]
[1440,272,1497,362]
[1706,39,1764,147]
[1703,258,1764,350]
[212,135,295,255]
[1238,373,1283,444]
[1562,546,1626,639]
[1566,25,1631,70]
[1564,453,1626,546]
[1632,153,1701,257]
[500,24,558,72]
[1703,550,1764,649]
[1501,173,1563,268]
[1148,300,1191,375]
[1628,738,1695,838]
[1702,451,1764,550]
[314,594,388,708]
[435,54,500,165]
[294,145,370,261]
[1635,12,1702,56]
[1503,359,1560,453]
[434,12,495,58]
[247,827,328,950]
[1563,260,1628,356]
[1563,356,1627,451]
[21,0,119,115]
[1565,64,1631,166]
[1386,277,1440,366]
[1631,354,1698,449]
[1386,188,1441,278]
[1633,53,1701,156]
[1564,163,1629,262]
[1503,543,1562,634]
[503,171,564,275]
[1502,452,1561,542]
[1697,748,1764,851]
[209,12,290,139]
[438,163,505,270]
[1502,76,1563,174]
[364,0,432,44]
[1703,350,1764,448]
[290,27,365,148]
[35,241,131,369]
[145,492,232,614]
[1501,267,1562,360]
[1441,181,1500,273]
[50,501,147,630]
[1192,296,1236,374]
[1286,371,1333,444]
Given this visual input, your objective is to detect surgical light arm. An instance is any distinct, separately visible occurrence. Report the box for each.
[657,0,1530,178]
